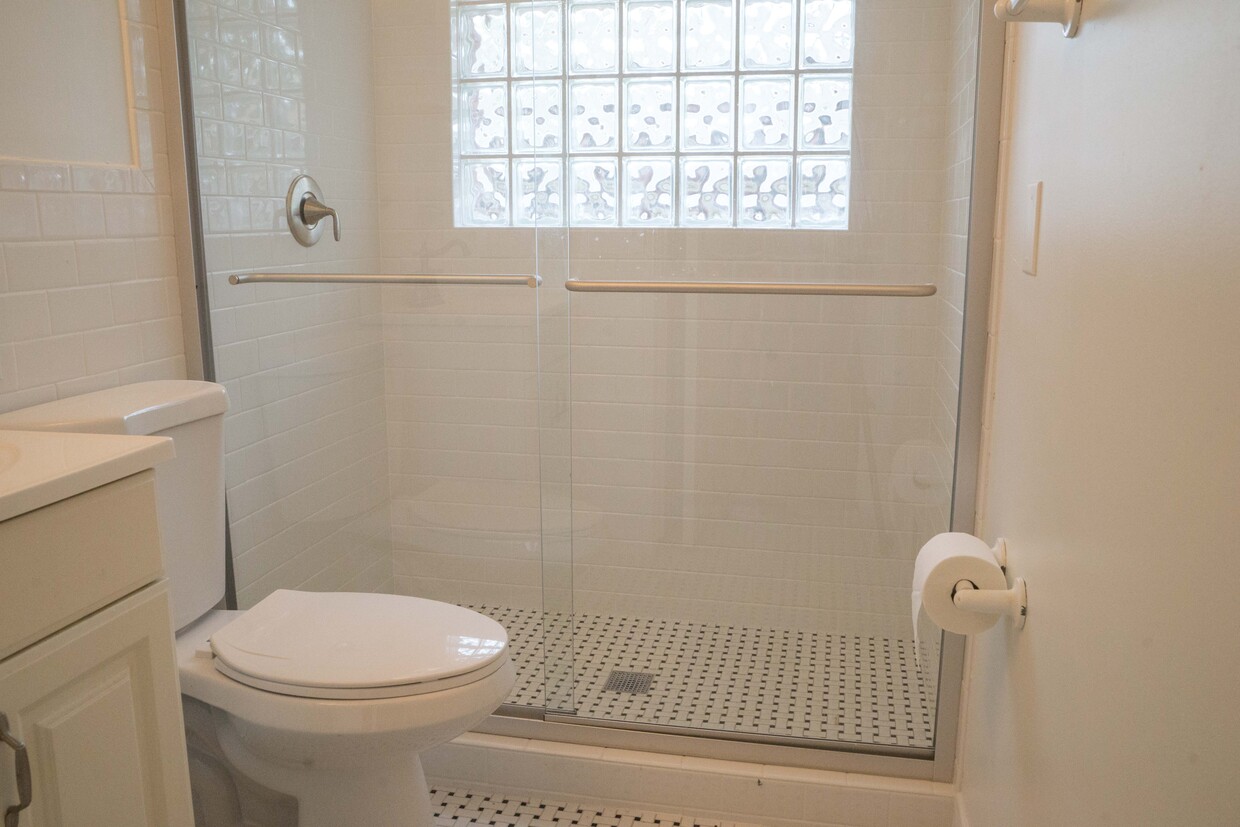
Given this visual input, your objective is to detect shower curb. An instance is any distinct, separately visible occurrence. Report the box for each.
[423,732,956,827]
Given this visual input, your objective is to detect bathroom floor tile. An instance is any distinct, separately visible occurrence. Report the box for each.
[431,787,762,826]
[468,606,935,750]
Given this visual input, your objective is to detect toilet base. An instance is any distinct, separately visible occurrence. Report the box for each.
[216,713,434,827]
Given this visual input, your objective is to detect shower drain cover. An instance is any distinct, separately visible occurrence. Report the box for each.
[603,670,654,694]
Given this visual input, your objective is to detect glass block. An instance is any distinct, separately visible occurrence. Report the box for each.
[624,79,676,152]
[739,157,791,227]
[512,3,563,76]
[625,0,676,73]
[462,160,510,225]
[740,76,793,150]
[460,83,508,153]
[682,0,734,72]
[796,156,849,228]
[513,80,564,152]
[569,79,619,151]
[742,0,794,69]
[801,0,854,68]
[680,157,733,226]
[623,157,675,226]
[570,158,619,225]
[799,75,851,149]
[569,1,618,74]
[514,159,564,225]
[681,77,734,151]
[458,5,508,78]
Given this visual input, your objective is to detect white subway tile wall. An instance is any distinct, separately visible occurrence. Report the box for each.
[0,2,185,414]
[374,0,968,643]
[189,0,394,605]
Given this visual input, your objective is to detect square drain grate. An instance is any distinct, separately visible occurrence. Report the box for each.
[603,670,653,694]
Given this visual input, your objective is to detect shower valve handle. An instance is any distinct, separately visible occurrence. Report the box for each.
[300,194,341,242]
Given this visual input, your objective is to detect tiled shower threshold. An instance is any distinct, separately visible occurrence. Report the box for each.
[470,606,936,751]
[432,787,761,827]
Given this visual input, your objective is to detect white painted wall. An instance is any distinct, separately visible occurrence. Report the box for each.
[958,5,1240,825]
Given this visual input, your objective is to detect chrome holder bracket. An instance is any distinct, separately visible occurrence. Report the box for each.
[994,0,1082,38]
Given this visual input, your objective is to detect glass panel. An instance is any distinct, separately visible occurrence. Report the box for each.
[799,75,851,149]
[550,0,982,755]
[514,158,565,226]
[460,82,509,154]
[569,1,619,74]
[742,0,795,69]
[623,156,676,226]
[795,156,848,228]
[459,4,509,78]
[569,79,619,151]
[625,0,677,73]
[682,0,734,72]
[461,159,511,225]
[740,75,794,150]
[680,156,733,225]
[187,0,563,713]
[680,77,734,151]
[801,0,854,68]
[570,157,619,225]
[623,78,676,152]
[512,2,564,76]
[738,156,792,227]
[513,80,563,152]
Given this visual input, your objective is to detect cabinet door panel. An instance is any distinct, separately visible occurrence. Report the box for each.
[0,583,193,827]
[32,673,151,826]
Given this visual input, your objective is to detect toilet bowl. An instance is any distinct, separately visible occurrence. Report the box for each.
[178,594,514,827]
[0,382,515,827]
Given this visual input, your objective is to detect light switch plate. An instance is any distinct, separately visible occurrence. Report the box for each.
[1022,181,1043,276]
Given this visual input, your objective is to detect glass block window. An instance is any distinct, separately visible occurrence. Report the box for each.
[452,0,853,229]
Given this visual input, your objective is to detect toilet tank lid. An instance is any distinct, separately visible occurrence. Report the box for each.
[0,381,229,436]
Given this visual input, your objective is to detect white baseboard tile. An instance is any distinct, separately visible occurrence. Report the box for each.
[423,733,955,827]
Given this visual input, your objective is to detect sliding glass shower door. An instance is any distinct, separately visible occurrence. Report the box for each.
[503,0,983,753]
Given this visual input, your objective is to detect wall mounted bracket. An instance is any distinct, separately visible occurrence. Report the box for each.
[994,0,1082,37]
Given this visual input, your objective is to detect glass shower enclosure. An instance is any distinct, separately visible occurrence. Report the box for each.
[178,0,997,780]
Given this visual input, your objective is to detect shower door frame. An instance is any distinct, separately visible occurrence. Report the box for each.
[175,0,1006,783]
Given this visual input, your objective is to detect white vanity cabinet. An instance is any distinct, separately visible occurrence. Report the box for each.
[0,432,194,827]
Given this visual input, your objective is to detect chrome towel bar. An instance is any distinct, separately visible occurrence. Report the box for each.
[563,279,936,297]
[228,273,542,287]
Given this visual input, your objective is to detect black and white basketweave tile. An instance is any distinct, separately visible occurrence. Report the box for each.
[431,788,762,827]
[467,606,935,750]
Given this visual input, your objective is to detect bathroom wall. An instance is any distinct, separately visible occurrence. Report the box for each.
[188,0,394,605]
[957,5,1240,825]
[373,0,968,639]
[0,0,188,414]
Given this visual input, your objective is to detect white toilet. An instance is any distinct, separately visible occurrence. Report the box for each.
[0,380,515,827]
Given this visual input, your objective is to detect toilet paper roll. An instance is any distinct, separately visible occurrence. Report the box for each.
[912,532,1008,637]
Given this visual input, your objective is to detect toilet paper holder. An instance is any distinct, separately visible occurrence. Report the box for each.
[950,538,1028,630]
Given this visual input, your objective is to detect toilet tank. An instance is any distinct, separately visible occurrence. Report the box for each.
[0,381,230,631]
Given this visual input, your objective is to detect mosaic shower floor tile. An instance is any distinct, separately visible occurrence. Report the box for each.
[468,606,936,750]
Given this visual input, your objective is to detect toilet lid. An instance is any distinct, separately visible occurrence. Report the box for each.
[209,590,508,699]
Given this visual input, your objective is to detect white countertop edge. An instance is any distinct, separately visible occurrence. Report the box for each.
[0,430,176,523]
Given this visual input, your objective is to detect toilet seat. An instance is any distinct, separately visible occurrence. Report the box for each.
[209,590,508,700]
